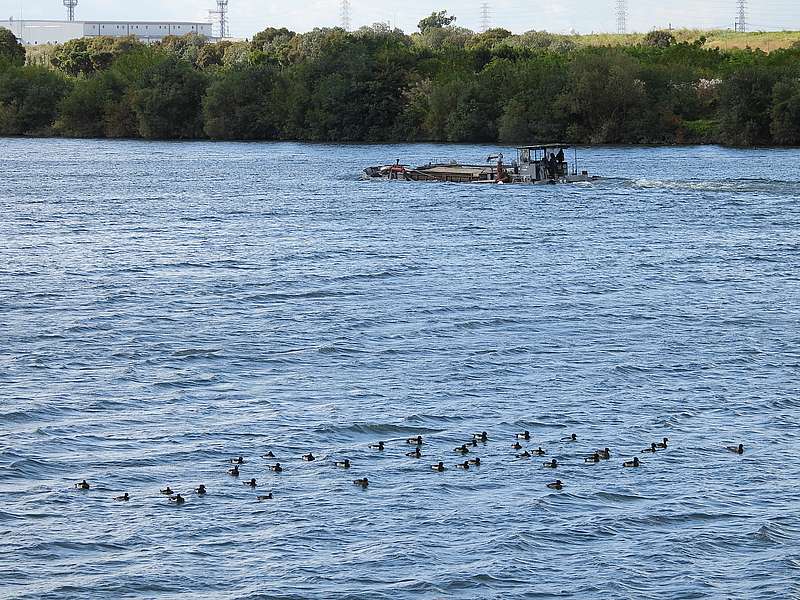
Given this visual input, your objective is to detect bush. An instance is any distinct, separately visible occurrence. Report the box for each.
[643,30,676,49]
[770,79,800,145]
[130,56,207,138]
[718,66,778,145]
[203,65,282,139]
[0,27,25,66]
[0,66,70,135]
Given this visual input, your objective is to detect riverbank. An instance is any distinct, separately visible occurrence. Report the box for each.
[2,24,800,146]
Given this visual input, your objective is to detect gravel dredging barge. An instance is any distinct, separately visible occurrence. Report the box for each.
[364,144,600,185]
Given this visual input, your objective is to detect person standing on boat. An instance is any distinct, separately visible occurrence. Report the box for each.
[556,148,565,173]
[549,152,558,178]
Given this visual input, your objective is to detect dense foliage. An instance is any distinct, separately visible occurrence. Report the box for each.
[1,22,799,145]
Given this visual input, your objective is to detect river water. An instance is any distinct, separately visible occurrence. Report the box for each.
[1,139,798,599]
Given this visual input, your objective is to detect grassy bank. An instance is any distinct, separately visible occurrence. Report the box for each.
[569,29,800,52]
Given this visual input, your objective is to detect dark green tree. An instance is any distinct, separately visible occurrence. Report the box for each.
[156,33,208,67]
[418,11,457,33]
[561,49,650,143]
[51,36,145,77]
[203,65,283,139]
[130,55,208,138]
[770,78,800,145]
[718,66,778,145]
[0,27,25,66]
[57,71,133,137]
[0,66,71,135]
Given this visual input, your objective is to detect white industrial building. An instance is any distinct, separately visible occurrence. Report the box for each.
[0,19,214,45]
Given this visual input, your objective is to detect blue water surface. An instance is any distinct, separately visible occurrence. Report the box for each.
[0,139,799,599]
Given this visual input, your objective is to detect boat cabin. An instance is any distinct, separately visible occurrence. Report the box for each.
[515,144,571,182]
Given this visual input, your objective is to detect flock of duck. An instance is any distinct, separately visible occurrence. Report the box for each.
[73,433,746,504]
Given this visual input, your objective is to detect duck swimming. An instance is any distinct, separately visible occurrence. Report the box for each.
[597,448,611,459]
[302,453,315,462]
[727,443,744,454]
[641,443,658,453]
[547,480,564,490]
[454,444,469,454]
[623,457,641,468]
[469,457,481,466]
[170,494,185,505]
[195,485,207,495]
[76,480,90,490]
[262,451,275,458]
[269,463,283,473]
[406,436,423,445]
[369,442,385,450]
[516,431,531,440]
[532,447,546,456]
[585,453,600,463]
[517,451,531,458]
[406,448,422,458]
[353,478,369,488]
[257,493,273,501]
[512,442,523,450]
[432,461,445,472]
[245,478,257,488]
[336,459,351,468]
[227,466,240,476]
[474,431,488,442]
[114,493,129,501]
[455,461,470,469]
[160,487,174,495]
[544,459,558,468]
[561,433,577,442]
[230,456,245,465]
[656,438,669,449]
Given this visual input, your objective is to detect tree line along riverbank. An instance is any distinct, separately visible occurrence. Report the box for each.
[1,14,800,146]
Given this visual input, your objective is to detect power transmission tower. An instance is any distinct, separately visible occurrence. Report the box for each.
[615,0,628,34]
[63,0,78,21]
[479,2,492,33]
[735,0,747,32]
[209,0,229,38]
[340,0,351,31]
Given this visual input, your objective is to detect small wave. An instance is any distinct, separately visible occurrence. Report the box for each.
[751,520,796,544]
[612,364,652,374]
[637,511,736,526]
[316,345,368,355]
[243,290,360,302]
[172,348,222,358]
[327,267,420,283]
[594,491,649,502]
[629,177,800,193]
[1,457,68,480]
[314,422,443,437]
[452,317,523,331]
[152,375,219,389]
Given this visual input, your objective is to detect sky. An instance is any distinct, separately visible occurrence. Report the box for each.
[4,0,800,37]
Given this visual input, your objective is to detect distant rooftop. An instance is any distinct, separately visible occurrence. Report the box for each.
[3,19,210,25]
